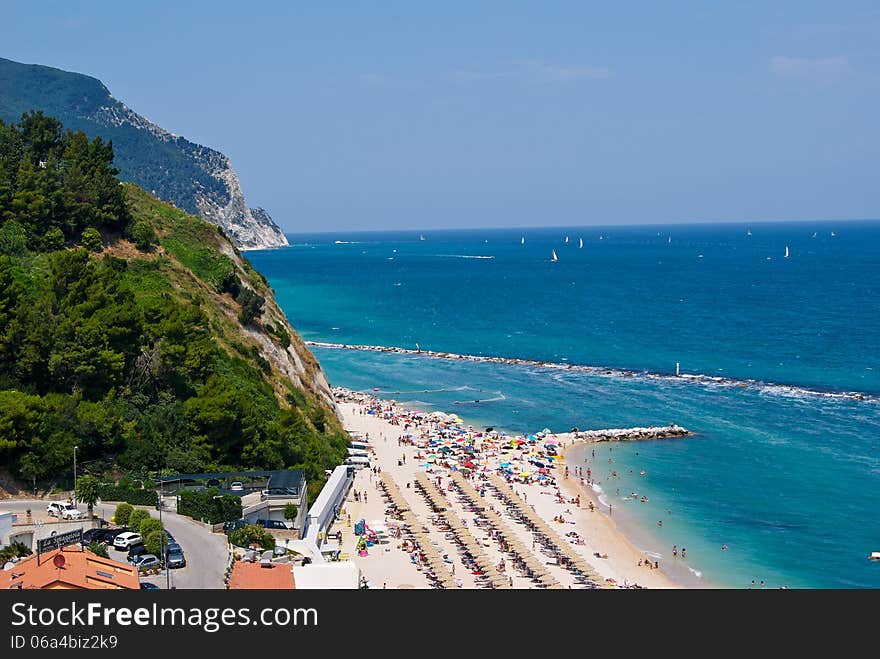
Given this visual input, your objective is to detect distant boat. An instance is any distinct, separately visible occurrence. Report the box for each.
[667,236,671,245]
[420,233,426,241]
[521,236,525,245]
[579,238,583,249]
[784,245,790,258]
[811,232,817,239]
[565,236,570,243]
[551,249,558,262]
[831,231,836,237]
[747,228,752,236]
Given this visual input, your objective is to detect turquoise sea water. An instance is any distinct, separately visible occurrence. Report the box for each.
[248,222,880,588]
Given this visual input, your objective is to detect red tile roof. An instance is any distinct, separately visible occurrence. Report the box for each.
[229,560,295,589]
[0,547,140,590]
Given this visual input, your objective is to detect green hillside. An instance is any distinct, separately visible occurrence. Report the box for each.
[0,113,347,496]
[0,56,228,217]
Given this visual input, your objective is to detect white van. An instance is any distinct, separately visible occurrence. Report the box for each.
[344,456,371,469]
[349,441,370,450]
[347,448,370,457]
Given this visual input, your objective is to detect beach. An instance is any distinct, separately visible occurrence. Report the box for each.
[328,387,689,589]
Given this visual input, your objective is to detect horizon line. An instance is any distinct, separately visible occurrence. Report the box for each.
[279,216,879,236]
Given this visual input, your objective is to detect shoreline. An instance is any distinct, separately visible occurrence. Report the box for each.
[332,387,690,589]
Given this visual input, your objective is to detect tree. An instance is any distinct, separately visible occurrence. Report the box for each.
[283,503,298,525]
[129,220,157,251]
[143,529,168,557]
[138,517,163,540]
[128,508,150,533]
[0,219,27,256]
[88,542,109,558]
[74,474,100,517]
[228,524,275,550]
[114,502,134,526]
[81,227,102,252]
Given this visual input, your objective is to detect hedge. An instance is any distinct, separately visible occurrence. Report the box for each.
[177,489,242,525]
[97,484,158,506]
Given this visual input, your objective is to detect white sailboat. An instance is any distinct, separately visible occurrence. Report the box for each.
[811,232,817,239]
[579,238,583,249]
[521,236,525,245]
[784,245,790,258]
[420,233,426,241]
[667,236,672,245]
[551,249,558,262]
[831,231,836,237]
[565,236,570,243]
[747,228,752,236]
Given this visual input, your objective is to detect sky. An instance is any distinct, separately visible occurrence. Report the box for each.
[2,1,879,232]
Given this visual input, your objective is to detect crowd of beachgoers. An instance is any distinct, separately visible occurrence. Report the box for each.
[327,387,681,589]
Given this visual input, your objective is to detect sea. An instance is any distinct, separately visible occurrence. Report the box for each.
[248,221,880,588]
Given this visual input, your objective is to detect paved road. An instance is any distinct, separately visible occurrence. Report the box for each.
[2,499,229,589]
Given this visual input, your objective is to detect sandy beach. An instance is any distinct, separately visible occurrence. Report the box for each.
[327,388,681,589]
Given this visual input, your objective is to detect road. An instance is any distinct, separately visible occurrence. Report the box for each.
[1,499,229,589]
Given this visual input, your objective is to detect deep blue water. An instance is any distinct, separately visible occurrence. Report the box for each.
[248,221,880,588]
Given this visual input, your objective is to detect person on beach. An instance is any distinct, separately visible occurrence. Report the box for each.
[681,547,686,558]
[672,545,677,557]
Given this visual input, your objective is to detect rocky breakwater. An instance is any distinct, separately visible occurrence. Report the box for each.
[572,424,691,442]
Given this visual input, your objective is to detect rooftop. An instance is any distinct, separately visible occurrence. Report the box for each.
[228,560,296,590]
[0,547,139,590]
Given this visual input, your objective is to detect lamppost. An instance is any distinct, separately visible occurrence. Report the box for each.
[158,478,170,590]
[73,446,78,502]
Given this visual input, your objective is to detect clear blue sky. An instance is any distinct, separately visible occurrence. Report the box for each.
[2,2,878,232]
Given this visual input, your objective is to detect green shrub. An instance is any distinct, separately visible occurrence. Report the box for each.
[178,489,241,524]
[97,484,158,507]
[128,509,151,533]
[81,227,103,252]
[144,529,168,557]
[88,542,109,558]
[138,517,163,539]
[130,220,157,251]
[228,524,275,550]
[114,503,134,526]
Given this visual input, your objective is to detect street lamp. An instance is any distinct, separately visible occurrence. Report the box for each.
[73,446,78,502]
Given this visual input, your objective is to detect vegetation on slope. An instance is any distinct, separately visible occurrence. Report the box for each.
[0,113,347,497]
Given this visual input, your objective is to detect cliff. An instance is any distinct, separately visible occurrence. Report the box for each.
[0,56,288,251]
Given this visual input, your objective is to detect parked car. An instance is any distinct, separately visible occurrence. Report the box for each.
[127,543,148,562]
[113,532,142,550]
[166,549,186,569]
[46,502,84,519]
[256,519,291,530]
[101,528,129,543]
[230,481,244,492]
[132,554,161,572]
[82,528,111,544]
[140,582,160,590]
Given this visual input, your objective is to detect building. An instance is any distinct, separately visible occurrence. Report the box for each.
[158,469,309,534]
[292,562,361,589]
[228,560,295,589]
[0,511,12,549]
[0,546,139,590]
[301,465,355,560]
